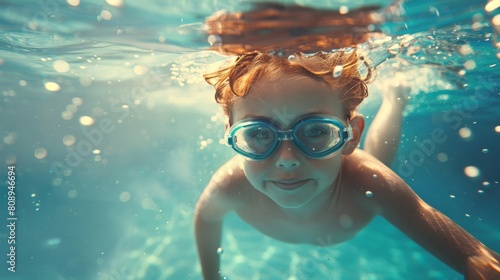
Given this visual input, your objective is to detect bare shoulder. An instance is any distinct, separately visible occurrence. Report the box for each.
[195,156,253,220]
[341,149,423,215]
[210,156,251,197]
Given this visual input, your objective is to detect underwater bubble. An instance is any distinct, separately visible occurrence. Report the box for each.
[133,65,147,75]
[105,0,123,7]
[119,191,131,202]
[481,149,489,153]
[43,238,61,249]
[63,134,76,147]
[482,181,490,186]
[19,80,27,86]
[99,10,112,21]
[217,247,223,255]
[485,1,500,13]
[464,166,480,178]
[333,65,343,78]
[79,116,95,126]
[465,213,470,217]
[72,97,83,106]
[31,193,36,197]
[339,6,349,14]
[458,127,472,139]
[44,82,61,92]
[365,191,373,197]
[495,126,500,133]
[53,60,70,73]
[3,132,17,145]
[34,148,48,159]
[67,190,78,198]
[372,174,378,179]
[436,94,450,101]
[387,44,401,55]
[437,153,448,162]
[67,0,80,7]
[207,35,222,46]
[478,190,484,194]
[52,178,62,186]
[493,14,500,27]
[450,194,456,198]
[61,111,73,120]
[141,197,156,210]
[459,44,473,55]
[288,55,295,61]
[463,60,476,70]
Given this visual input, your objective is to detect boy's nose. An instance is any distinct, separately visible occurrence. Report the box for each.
[275,141,301,169]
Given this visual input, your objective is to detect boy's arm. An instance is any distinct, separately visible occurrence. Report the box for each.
[371,169,500,278]
[194,161,240,280]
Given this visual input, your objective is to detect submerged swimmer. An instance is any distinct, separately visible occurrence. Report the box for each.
[194,50,500,279]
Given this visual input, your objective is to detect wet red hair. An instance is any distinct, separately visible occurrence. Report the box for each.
[204,49,372,123]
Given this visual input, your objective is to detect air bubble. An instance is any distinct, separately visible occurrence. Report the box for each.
[105,0,123,7]
[464,166,480,178]
[45,82,61,92]
[53,60,70,73]
[207,35,222,46]
[365,191,373,197]
[217,247,223,255]
[288,55,295,61]
[387,44,401,55]
[79,116,95,126]
[458,127,472,139]
[481,149,489,153]
[34,148,48,159]
[333,65,343,78]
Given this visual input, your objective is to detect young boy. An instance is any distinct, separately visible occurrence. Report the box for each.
[194,50,500,279]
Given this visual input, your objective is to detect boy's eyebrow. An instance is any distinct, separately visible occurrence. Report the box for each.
[242,110,338,127]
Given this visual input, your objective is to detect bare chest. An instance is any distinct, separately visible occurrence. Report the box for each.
[234,198,373,246]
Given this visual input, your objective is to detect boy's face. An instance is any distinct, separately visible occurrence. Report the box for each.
[231,74,356,209]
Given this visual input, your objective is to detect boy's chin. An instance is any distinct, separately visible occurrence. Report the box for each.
[273,198,312,209]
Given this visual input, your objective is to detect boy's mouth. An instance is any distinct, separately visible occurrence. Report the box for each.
[270,179,310,191]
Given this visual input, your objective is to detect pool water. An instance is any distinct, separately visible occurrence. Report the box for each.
[0,0,499,279]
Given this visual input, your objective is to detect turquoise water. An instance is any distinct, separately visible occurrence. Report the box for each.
[0,0,499,279]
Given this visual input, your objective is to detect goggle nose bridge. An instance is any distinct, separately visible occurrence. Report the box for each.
[276,129,295,141]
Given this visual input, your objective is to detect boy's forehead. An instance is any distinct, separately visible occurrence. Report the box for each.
[232,75,344,125]
[249,74,329,94]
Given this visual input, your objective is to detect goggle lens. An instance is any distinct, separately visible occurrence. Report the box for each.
[227,115,351,160]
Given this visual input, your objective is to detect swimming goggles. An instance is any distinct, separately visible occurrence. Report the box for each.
[225,115,353,160]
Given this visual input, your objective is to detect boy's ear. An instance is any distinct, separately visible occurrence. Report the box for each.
[342,114,365,155]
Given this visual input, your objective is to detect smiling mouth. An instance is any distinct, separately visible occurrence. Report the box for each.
[271,179,310,191]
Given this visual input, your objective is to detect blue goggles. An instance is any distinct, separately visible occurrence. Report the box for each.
[226,115,353,160]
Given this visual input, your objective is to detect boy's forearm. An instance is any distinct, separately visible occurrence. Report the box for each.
[465,247,500,279]
[195,216,223,280]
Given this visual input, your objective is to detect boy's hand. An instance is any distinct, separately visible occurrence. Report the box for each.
[465,252,500,279]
